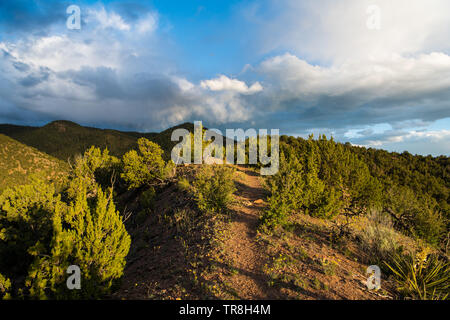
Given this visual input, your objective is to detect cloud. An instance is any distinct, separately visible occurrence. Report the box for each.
[348,128,450,156]
[248,52,450,129]
[245,0,450,63]
[1,35,122,72]
[200,75,263,94]
[0,30,255,131]
[88,7,131,31]
[18,67,50,87]
[136,13,158,34]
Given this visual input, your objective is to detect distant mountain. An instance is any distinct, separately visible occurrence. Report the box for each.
[0,134,69,193]
[0,120,155,161]
[0,121,228,161]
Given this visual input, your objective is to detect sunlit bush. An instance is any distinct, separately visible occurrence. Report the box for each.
[121,138,174,189]
[192,165,236,214]
[0,178,130,299]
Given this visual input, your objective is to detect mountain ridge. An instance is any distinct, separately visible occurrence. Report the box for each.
[0,121,227,161]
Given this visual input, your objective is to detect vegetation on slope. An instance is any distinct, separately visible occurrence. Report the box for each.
[0,147,131,299]
[260,134,449,300]
[0,121,228,162]
[263,135,448,249]
[0,134,68,193]
[0,121,448,300]
[0,121,142,161]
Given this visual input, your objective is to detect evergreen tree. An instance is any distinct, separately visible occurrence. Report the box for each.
[0,178,130,299]
[262,151,305,228]
[67,146,120,199]
[121,138,173,189]
[26,181,131,299]
[301,138,342,219]
[0,179,60,277]
[192,165,236,214]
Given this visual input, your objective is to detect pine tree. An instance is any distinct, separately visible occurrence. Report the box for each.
[0,177,130,299]
[121,138,169,189]
[67,146,120,199]
[301,138,342,219]
[0,179,60,277]
[262,150,304,228]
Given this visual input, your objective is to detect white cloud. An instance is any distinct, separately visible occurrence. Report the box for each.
[200,75,263,94]
[0,32,255,131]
[136,13,158,34]
[253,52,450,124]
[249,0,450,63]
[88,7,130,31]
[0,6,161,75]
[1,35,122,72]
[356,129,450,155]
[86,7,158,34]
[367,130,450,145]
[172,77,195,92]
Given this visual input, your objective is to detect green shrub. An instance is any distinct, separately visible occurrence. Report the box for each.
[0,179,61,277]
[262,144,343,229]
[192,165,236,213]
[0,273,11,300]
[27,182,131,299]
[313,135,382,216]
[384,186,446,246]
[177,177,191,192]
[67,146,119,199]
[261,152,304,229]
[0,178,131,299]
[413,208,446,247]
[121,138,167,189]
[385,250,450,300]
[301,143,342,219]
[162,160,177,180]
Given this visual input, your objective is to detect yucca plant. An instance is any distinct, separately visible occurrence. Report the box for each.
[384,250,450,300]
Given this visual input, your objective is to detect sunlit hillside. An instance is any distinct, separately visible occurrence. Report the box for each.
[0,134,69,193]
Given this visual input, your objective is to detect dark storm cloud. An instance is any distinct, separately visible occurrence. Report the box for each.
[62,67,189,107]
[19,67,50,87]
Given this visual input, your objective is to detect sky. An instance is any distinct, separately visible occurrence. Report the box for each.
[0,0,449,156]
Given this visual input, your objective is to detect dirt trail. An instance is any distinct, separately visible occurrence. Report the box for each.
[220,165,279,299]
[116,164,393,300]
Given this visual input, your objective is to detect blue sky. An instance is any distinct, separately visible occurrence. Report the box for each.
[0,0,450,156]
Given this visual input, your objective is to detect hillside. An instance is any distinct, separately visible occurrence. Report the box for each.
[113,160,448,300]
[0,121,202,161]
[0,134,69,193]
[0,122,448,301]
[114,166,398,299]
[0,121,145,161]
